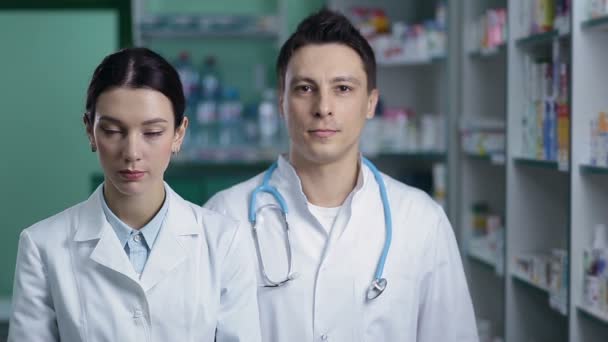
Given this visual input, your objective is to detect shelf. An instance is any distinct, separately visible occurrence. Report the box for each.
[577,304,608,325]
[141,29,277,39]
[377,55,446,67]
[467,246,497,269]
[516,30,570,48]
[580,164,608,175]
[138,14,278,40]
[469,43,506,59]
[581,15,608,31]
[174,149,446,165]
[513,157,568,172]
[367,151,446,161]
[465,152,505,165]
[511,270,550,293]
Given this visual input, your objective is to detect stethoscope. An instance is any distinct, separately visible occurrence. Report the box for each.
[248,157,392,300]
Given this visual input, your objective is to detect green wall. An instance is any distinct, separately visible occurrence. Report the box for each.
[0,10,118,296]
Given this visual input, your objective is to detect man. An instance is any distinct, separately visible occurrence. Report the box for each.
[205,8,478,341]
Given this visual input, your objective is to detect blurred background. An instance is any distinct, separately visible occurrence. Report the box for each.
[1,0,608,341]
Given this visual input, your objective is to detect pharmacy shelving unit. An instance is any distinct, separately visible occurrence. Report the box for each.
[131,0,288,103]
[505,1,571,341]
[132,0,287,45]
[328,0,456,216]
[460,1,507,340]
[570,1,608,341]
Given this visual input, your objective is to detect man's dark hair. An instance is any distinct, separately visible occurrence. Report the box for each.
[276,8,377,92]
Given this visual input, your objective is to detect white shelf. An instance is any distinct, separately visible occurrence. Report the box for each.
[141,29,278,39]
[465,152,506,166]
[578,304,608,325]
[513,157,568,172]
[511,270,550,293]
[579,164,608,175]
[377,55,446,67]
[570,1,608,340]
[468,44,506,59]
[581,15,608,31]
[467,245,497,268]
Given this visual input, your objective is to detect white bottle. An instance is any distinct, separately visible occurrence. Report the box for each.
[258,89,279,147]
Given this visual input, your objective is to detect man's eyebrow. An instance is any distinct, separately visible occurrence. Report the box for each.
[290,76,317,85]
[331,76,361,85]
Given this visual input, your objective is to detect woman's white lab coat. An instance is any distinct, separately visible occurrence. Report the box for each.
[8,184,261,342]
[205,156,478,342]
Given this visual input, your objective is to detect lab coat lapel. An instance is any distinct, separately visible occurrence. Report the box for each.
[140,187,199,292]
[74,186,139,282]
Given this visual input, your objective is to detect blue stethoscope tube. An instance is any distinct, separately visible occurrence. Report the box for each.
[248,157,392,300]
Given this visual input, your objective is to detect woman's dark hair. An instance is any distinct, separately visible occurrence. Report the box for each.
[85,47,185,127]
[276,8,376,92]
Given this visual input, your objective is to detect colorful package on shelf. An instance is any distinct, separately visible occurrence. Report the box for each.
[349,7,390,37]
[460,117,506,156]
[554,0,571,33]
[590,111,608,167]
[471,8,507,53]
[520,0,572,37]
[432,163,447,209]
[467,202,504,275]
[557,63,570,169]
[360,109,445,155]
[588,0,608,19]
[521,57,569,162]
[352,4,446,64]
[514,253,551,289]
[549,249,569,315]
[583,224,608,313]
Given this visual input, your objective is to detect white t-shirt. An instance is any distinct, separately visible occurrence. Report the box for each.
[307,202,342,233]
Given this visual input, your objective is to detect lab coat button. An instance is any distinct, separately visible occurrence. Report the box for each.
[320,334,328,341]
[133,309,143,318]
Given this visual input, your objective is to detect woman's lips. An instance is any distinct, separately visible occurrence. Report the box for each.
[118,170,145,181]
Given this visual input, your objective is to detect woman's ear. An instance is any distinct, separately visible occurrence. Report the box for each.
[172,116,189,154]
[83,113,96,152]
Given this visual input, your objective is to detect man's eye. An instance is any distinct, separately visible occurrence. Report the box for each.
[337,85,352,92]
[296,85,313,92]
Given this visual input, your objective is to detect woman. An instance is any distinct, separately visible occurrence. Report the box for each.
[8,47,261,342]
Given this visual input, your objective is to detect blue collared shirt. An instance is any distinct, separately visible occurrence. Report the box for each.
[100,186,169,277]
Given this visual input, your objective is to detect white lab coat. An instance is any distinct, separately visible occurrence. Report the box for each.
[205,156,478,342]
[9,184,261,342]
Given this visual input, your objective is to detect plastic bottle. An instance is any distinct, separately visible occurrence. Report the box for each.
[174,51,199,115]
[196,56,222,148]
[217,87,243,147]
[173,51,199,157]
[258,89,279,147]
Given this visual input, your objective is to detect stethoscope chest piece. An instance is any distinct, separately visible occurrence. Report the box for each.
[366,278,387,300]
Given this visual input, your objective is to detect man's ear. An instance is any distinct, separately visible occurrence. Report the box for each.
[366,89,379,119]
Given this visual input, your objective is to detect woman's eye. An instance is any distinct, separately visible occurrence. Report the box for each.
[144,131,164,137]
[101,128,121,135]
